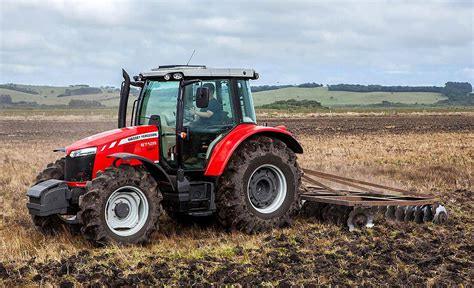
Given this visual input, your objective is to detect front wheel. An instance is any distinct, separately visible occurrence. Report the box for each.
[78,165,162,245]
[216,136,302,233]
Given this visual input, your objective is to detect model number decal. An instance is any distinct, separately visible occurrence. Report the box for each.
[118,132,158,146]
[140,141,157,147]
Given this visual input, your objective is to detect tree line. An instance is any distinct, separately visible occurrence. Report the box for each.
[58,87,103,97]
[327,84,443,93]
[0,84,39,94]
[0,95,105,108]
[251,82,323,92]
[328,82,472,103]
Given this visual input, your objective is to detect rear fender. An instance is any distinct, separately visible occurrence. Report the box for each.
[107,153,175,191]
[204,124,303,177]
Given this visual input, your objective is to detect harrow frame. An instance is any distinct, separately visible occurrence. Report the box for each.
[301,168,439,207]
[300,168,447,230]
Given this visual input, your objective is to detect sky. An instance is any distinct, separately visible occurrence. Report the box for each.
[0,0,473,87]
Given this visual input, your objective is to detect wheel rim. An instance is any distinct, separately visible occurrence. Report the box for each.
[104,186,149,237]
[247,164,287,214]
[58,215,77,224]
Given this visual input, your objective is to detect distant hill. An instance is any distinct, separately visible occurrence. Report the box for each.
[253,86,447,107]
[0,84,121,107]
[1,82,471,109]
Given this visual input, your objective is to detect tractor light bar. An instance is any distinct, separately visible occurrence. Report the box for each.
[69,147,97,158]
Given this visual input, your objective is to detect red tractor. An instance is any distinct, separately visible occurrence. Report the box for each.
[27,65,304,244]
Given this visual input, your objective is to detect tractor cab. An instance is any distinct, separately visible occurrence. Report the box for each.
[121,65,259,172]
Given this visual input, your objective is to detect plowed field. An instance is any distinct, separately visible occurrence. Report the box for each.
[1,114,472,286]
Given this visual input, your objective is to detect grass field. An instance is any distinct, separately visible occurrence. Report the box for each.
[0,84,121,107]
[253,86,447,106]
[0,115,472,286]
[1,83,451,108]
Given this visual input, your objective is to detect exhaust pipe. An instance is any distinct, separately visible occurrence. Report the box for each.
[118,68,131,128]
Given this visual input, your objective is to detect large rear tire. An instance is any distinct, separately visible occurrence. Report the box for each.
[31,158,80,234]
[78,165,162,245]
[216,136,302,233]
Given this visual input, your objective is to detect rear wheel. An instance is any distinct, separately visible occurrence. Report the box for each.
[78,165,162,245]
[216,136,302,233]
[31,158,80,234]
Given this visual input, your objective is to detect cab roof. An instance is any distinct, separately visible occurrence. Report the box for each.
[140,65,259,79]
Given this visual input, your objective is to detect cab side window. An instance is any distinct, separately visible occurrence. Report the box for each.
[237,80,257,123]
[218,81,234,124]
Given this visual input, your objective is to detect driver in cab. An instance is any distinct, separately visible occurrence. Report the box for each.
[190,83,222,125]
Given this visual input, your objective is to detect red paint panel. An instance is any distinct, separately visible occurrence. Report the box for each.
[65,125,160,180]
[204,124,295,177]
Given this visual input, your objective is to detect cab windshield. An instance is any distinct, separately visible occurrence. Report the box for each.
[138,81,179,126]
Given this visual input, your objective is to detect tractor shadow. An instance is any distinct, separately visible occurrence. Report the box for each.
[158,213,223,237]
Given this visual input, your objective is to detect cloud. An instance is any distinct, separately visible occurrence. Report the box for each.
[2,63,40,74]
[5,0,134,26]
[460,67,474,79]
[0,0,472,86]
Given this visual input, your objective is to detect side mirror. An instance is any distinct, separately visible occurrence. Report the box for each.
[148,115,161,126]
[195,87,210,108]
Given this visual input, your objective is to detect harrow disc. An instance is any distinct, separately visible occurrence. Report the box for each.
[414,206,424,223]
[433,205,448,224]
[320,205,350,225]
[423,205,434,222]
[385,206,396,221]
[404,206,415,222]
[395,206,406,221]
[301,201,326,220]
[347,207,374,232]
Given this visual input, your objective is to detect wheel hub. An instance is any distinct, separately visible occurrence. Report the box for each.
[249,169,278,208]
[247,164,287,214]
[114,202,130,219]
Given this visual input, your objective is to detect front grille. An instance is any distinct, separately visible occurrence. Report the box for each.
[29,197,41,204]
[65,155,95,182]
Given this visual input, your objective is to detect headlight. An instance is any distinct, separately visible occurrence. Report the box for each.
[173,73,183,80]
[69,147,97,158]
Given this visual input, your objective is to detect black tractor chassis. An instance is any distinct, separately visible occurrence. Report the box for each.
[162,176,216,216]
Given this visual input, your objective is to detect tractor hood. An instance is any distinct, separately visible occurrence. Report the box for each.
[65,125,159,155]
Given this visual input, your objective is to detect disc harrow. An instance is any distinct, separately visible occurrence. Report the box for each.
[300,168,448,231]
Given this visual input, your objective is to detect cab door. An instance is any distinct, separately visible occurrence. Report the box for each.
[181,79,237,169]
[137,80,180,169]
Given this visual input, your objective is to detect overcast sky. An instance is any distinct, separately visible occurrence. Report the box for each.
[0,0,473,87]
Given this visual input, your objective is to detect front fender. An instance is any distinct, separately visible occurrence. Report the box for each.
[107,153,175,191]
[204,124,303,177]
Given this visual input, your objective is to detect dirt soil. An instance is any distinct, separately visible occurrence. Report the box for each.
[263,114,474,135]
[1,114,472,140]
[0,114,473,286]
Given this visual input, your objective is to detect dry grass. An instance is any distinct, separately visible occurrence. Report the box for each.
[0,119,472,286]
[298,132,473,193]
